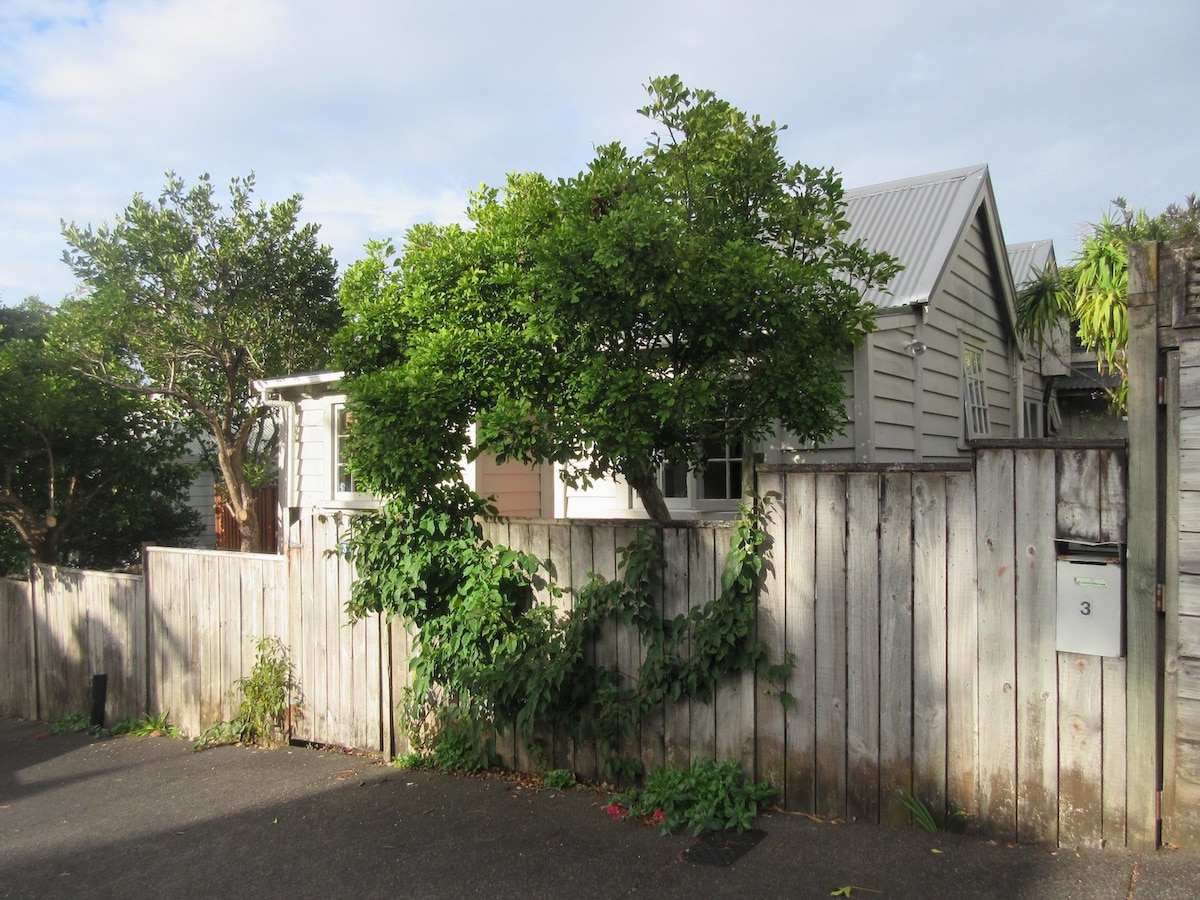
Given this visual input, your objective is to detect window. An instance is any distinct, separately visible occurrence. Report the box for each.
[1024,397,1044,438]
[659,436,743,508]
[962,343,991,439]
[332,403,359,497]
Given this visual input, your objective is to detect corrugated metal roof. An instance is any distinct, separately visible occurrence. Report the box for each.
[843,164,989,309]
[1006,239,1056,290]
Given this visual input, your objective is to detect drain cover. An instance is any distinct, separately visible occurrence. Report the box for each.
[683,828,767,866]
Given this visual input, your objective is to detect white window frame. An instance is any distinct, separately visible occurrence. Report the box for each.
[330,401,374,506]
[1023,395,1044,438]
[961,338,992,440]
[657,436,744,513]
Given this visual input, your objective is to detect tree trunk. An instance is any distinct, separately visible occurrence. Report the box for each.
[625,463,672,523]
[214,441,261,552]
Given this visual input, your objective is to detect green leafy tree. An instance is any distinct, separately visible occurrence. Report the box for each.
[0,299,198,573]
[1018,194,1200,410]
[61,173,340,551]
[337,76,898,521]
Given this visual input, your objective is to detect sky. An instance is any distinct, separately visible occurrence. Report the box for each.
[1,0,1196,306]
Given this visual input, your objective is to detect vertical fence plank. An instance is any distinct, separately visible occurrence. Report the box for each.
[688,527,718,764]
[569,522,598,780]
[815,474,848,816]
[615,525,644,777]
[879,473,914,826]
[976,449,1018,839]
[945,472,979,821]
[912,473,948,823]
[846,473,881,822]
[1058,651,1104,846]
[1057,448,1101,543]
[592,524,618,775]
[663,526,692,771]
[639,534,666,783]
[756,475,788,793]
[1015,449,1059,844]
[714,525,755,776]
[1102,656,1128,847]
[784,471,818,811]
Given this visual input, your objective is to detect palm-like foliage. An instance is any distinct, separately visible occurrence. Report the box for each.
[1017,196,1199,413]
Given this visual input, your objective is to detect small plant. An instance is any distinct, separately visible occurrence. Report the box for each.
[544,769,576,790]
[50,713,92,734]
[129,710,181,738]
[896,787,966,833]
[196,636,296,750]
[606,758,776,836]
[392,750,435,770]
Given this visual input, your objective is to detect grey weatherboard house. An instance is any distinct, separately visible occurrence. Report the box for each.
[764,163,1059,469]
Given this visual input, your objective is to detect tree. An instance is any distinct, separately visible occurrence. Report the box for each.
[61,173,340,551]
[337,76,898,521]
[0,299,198,573]
[1018,194,1200,411]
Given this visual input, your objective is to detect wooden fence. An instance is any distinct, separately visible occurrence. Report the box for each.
[0,444,1139,848]
[483,446,1129,848]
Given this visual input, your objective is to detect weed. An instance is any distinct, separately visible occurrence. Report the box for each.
[50,713,92,734]
[129,710,182,738]
[392,750,434,770]
[195,636,296,750]
[607,758,776,836]
[896,787,966,832]
[544,769,576,790]
[49,710,179,739]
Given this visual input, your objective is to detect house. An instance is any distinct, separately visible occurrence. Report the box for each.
[250,371,555,551]
[257,164,1062,529]
[762,164,1045,467]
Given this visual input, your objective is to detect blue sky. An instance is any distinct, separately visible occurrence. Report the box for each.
[1,0,1196,305]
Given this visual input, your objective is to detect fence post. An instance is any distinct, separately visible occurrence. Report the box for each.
[1126,240,1162,850]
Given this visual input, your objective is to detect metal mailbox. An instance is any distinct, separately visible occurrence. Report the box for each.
[1056,543,1123,657]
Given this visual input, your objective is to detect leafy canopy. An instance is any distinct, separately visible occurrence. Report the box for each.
[336,76,899,520]
[60,172,340,550]
[1017,194,1200,411]
[0,299,198,573]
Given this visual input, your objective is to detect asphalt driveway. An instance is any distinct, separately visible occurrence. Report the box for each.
[2,718,1198,899]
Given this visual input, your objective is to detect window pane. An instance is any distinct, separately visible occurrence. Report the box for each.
[662,463,689,498]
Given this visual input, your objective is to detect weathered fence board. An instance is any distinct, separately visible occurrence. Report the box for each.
[756,471,788,796]
[783,471,817,811]
[1015,449,1058,845]
[815,474,849,817]
[975,450,1018,838]
[1,577,36,719]
[845,473,881,822]
[878,473,913,826]
[912,472,948,826]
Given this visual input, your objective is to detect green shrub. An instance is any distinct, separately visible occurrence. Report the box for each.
[606,758,776,836]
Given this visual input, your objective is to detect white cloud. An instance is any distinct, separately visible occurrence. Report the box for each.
[2,0,1198,303]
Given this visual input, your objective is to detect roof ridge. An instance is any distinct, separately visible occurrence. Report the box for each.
[845,163,987,199]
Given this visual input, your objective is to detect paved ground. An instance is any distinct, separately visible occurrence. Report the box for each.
[2,718,1198,899]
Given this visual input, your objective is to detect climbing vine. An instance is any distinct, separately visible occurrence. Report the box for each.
[343,490,792,779]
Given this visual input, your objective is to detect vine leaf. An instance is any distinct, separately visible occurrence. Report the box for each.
[831,887,883,897]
